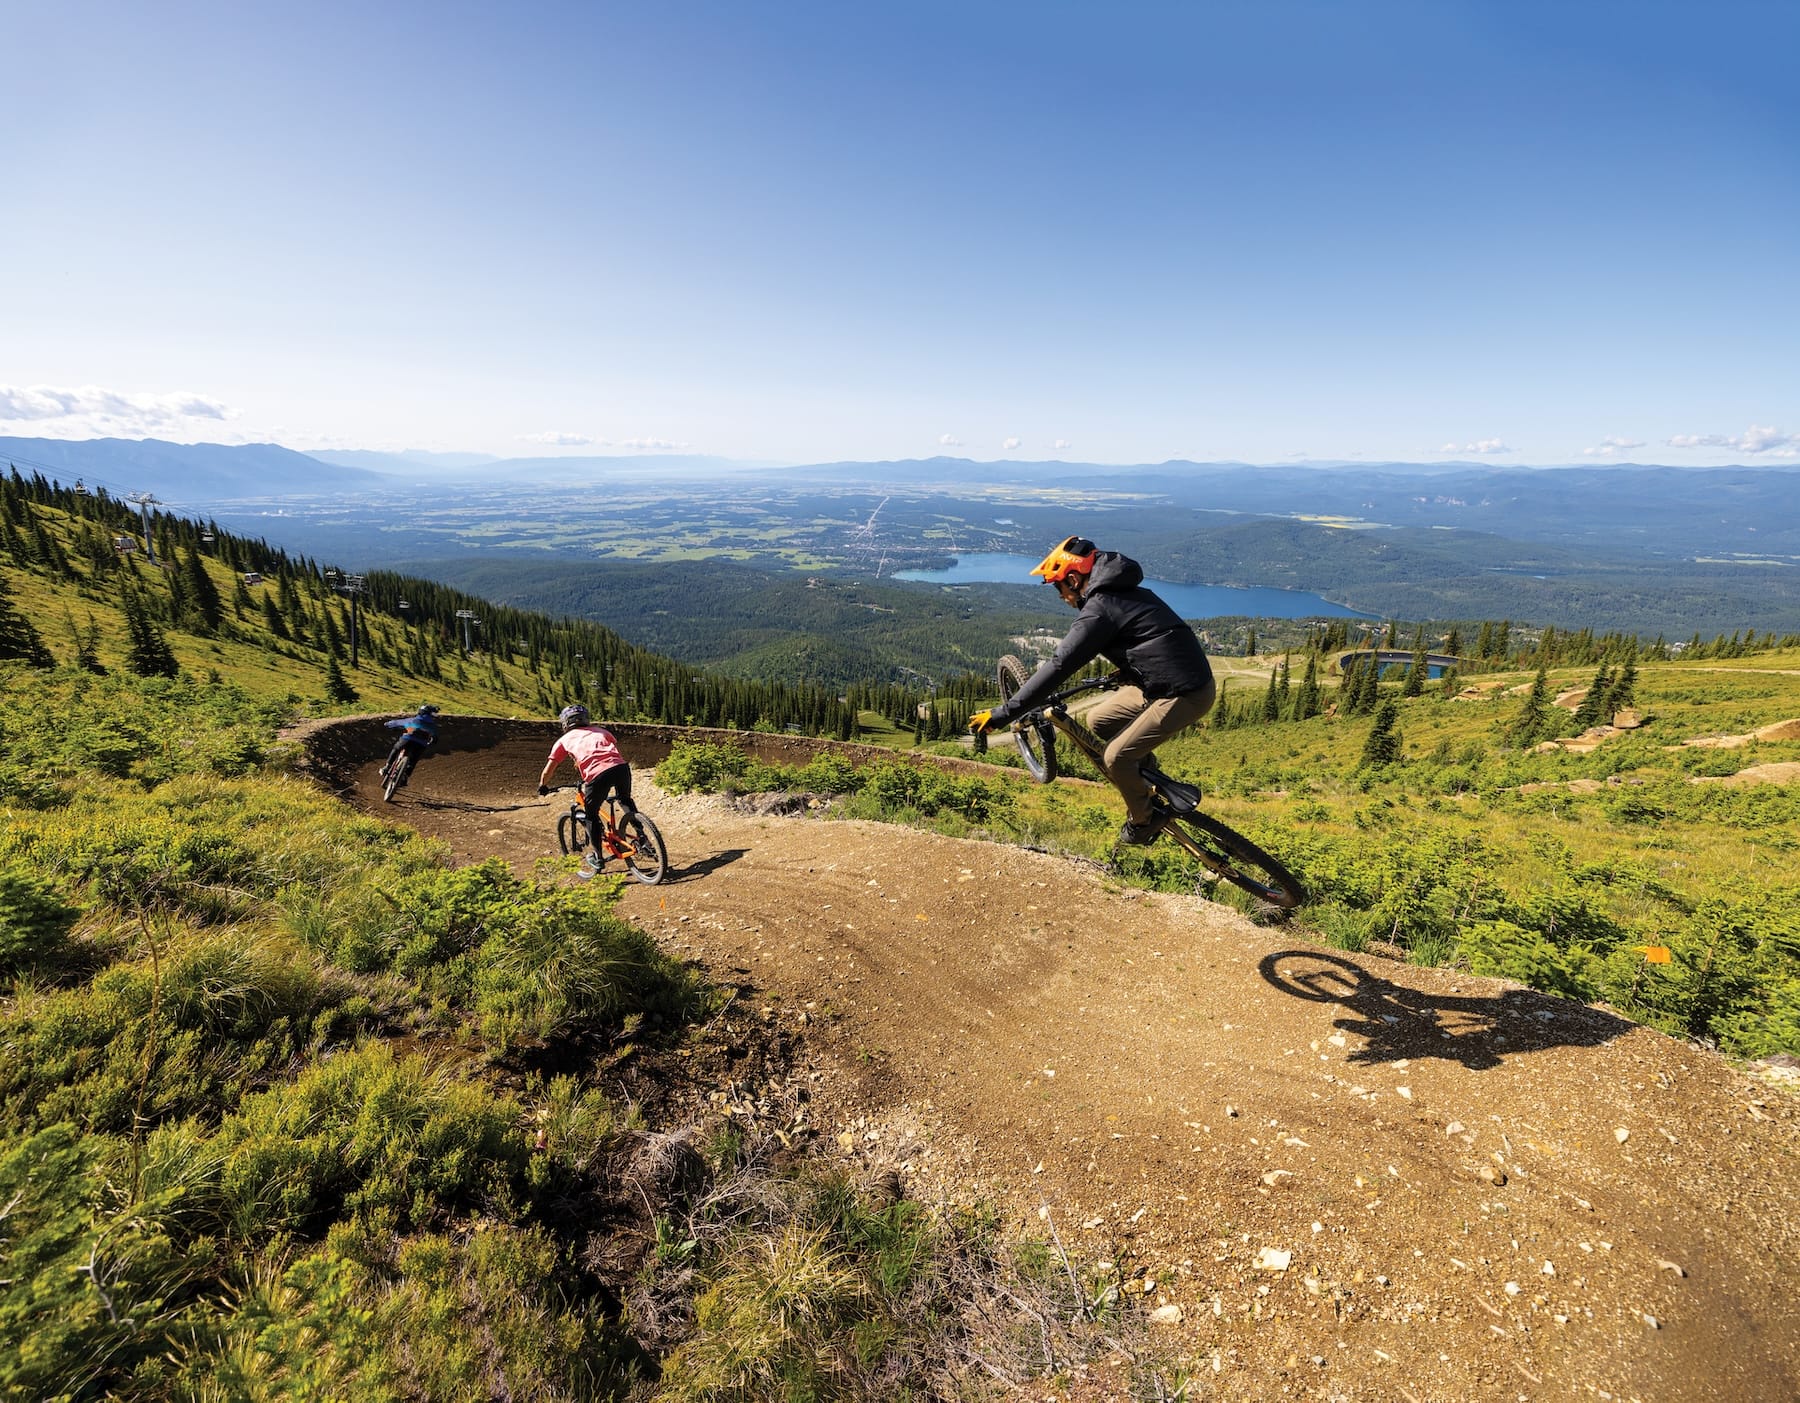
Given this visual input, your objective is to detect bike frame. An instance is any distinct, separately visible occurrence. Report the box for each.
[1002,667,1304,908]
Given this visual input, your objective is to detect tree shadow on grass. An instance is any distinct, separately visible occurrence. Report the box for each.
[1257,949,1636,1071]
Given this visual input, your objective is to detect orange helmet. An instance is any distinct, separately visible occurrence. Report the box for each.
[1031,535,1098,585]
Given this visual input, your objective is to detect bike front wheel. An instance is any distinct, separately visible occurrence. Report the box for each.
[996,654,1056,783]
[382,753,410,803]
[557,810,590,856]
[1163,811,1306,910]
[618,812,668,885]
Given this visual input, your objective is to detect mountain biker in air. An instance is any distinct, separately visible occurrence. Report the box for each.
[537,704,634,872]
[382,704,439,786]
[969,536,1217,844]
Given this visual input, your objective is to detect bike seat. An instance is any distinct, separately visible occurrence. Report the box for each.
[1141,762,1201,815]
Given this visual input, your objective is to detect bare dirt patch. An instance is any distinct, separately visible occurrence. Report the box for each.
[309,718,1799,1402]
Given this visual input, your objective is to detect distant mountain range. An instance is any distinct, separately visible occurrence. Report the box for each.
[4,435,1797,564]
[0,436,388,506]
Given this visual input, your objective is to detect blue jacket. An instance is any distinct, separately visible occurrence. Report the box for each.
[386,713,438,745]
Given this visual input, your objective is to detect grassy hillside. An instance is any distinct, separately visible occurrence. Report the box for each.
[659,645,1800,1059]
[0,483,1150,1394]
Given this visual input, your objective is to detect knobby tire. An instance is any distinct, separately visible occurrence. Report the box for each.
[382,752,410,804]
[619,812,668,885]
[996,653,1056,783]
[1163,810,1307,910]
[557,810,589,857]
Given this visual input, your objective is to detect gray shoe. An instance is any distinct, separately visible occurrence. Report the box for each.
[1119,816,1166,846]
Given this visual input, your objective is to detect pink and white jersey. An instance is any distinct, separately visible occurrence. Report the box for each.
[548,725,625,781]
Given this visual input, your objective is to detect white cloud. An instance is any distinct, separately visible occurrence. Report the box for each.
[1583,435,1646,457]
[614,437,688,451]
[1053,438,1070,450]
[1437,438,1510,455]
[0,382,233,438]
[1002,436,1021,450]
[1666,424,1799,456]
[937,433,963,448]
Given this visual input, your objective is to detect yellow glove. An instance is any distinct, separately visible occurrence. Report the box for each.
[968,708,998,734]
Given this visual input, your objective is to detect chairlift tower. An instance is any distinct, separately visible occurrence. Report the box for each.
[324,570,368,668]
[454,609,482,655]
[126,491,161,563]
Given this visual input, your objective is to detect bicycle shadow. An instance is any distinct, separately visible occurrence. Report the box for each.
[1256,950,1635,1072]
[667,847,749,883]
[411,796,535,814]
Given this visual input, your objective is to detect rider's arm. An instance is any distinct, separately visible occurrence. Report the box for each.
[538,741,566,791]
[991,605,1118,723]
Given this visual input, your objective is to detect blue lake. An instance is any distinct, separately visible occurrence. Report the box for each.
[893,553,1371,620]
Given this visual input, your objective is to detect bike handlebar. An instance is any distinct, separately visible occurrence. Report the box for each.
[1016,670,1121,717]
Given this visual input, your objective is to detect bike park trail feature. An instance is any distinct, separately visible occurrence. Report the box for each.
[305,715,1799,1403]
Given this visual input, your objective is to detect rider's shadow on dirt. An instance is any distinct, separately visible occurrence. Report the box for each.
[1258,951,1635,1072]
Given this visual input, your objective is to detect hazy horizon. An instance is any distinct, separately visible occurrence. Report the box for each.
[6,2,1797,467]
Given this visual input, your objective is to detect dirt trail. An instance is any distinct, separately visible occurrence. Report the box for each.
[320,720,1797,1402]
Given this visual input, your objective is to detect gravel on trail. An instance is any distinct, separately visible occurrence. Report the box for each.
[315,718,1799,1403]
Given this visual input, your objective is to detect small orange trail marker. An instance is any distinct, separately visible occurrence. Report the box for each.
[1633,945,1673,964]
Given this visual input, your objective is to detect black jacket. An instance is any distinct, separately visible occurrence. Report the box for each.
[990,552,1213,723]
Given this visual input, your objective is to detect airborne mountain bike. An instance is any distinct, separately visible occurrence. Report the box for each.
[553,788,669,885]
[995,655,1306,910]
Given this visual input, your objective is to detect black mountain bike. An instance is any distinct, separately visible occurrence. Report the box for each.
[995,655,1306,910]
[378,748,417,803]
[554,789,669,886]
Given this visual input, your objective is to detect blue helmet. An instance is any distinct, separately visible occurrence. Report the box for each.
[558,704,589,730]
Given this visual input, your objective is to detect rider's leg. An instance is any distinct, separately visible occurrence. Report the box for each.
[579,764,636,849]
[1099,684,1215,823]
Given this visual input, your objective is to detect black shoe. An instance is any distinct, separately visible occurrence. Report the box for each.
[1119,816,1166,845]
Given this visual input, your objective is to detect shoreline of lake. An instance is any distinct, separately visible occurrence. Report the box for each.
[892,553,1373,620]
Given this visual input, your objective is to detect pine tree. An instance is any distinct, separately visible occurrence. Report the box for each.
[1402,630,1427,697]
[1443,626,1463,659]
[120,587,179,678]
[1507,663,1555,746]
[65,610,103,673]
[1359,699,1403,768]
[1603,643,1639,719]
[1570,664,1614,731]
[1355,651,1381,713]
[0,571,54,666]
[324,655,359,703]
[1262,666,1281,722]
[1294,653,1321,720]
[182,542,223,634]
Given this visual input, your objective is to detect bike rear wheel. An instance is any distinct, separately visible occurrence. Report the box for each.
[1163,810,1306,909]
[382,752,410,803]
[996,654,1056,783]
[557,809,590,856]
[618,812,668,885]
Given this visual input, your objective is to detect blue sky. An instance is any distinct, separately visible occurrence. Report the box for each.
[4,1,1797,465]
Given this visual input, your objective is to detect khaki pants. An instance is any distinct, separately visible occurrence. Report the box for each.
[1082,681,1216,823]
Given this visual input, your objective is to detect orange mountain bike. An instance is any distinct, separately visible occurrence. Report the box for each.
[995,655,1306,910]
[553,788,669,885]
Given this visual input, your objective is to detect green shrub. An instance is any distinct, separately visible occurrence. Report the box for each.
[657,741,752,793]
[216,1043,527,1244]
[0,865,80,976]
